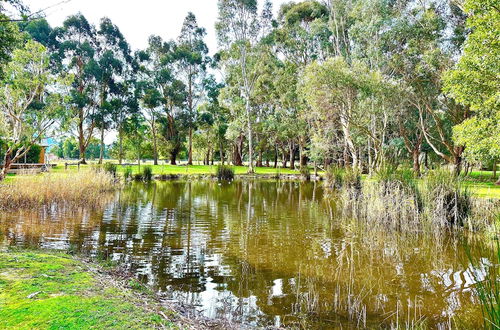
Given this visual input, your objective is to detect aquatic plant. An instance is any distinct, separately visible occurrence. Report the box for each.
[103,162,117,177]
[123,166,133,180]
[0,171,117,210]
[424,170,472,227]
[142,166,153,181]
[465,236,500,329]
[325,166,361,191]
[300,166,311,181]
[216,165,234,181]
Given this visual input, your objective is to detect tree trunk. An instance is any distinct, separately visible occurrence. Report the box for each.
[99,125,105,164]
[0,150,12,181]
[289,142,295,170]
[152,116,158,166]
[492,159,497,180]
[118,129,123,165]
[453,155,462,176]
[187,128,193,165]
[274,146,278,168]
[245,99,254,173]
[219,140,224,165]
[412,150,421,177]
[256,150,263,167]
[170,149,178,165]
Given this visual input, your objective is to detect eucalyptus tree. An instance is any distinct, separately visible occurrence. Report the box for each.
[138,35,188,165]
[216,0,265,173]
[302,57,382,169]
[110,81,139,165]
[176,12,209,165]
[444,0,500,182]
[0,40,68,180]
[92,17,132,164]
[0,0,23,78]
[52,13,98,164]
[382,1,468,174]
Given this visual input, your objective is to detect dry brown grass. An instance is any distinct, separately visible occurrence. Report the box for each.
[0,170,118,210]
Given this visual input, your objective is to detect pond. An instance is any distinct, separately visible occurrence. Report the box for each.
[0,180,489,328]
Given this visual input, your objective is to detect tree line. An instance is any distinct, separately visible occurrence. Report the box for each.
[0,0,498,182]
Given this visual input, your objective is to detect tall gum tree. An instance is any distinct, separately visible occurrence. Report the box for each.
[216,0,262,173]
[176,12,209,166]
[444,0,500,183]
[0,40,68,180]
[52,13,98,164]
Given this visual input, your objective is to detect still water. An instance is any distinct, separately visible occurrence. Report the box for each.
[0,180,489,328]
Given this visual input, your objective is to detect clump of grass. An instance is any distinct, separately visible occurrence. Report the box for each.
[325,165,345,189]
[325,166,361,191]
[216,165,234,181]
[103,162,117,177]
[0,171,117,210]
[123,166,133,180]
[300,166,311,181]
[142,166,153,181]
[424,169,472,227]
[374,166,423,212]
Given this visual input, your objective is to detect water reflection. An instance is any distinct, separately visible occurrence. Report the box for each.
[0,180,490,328]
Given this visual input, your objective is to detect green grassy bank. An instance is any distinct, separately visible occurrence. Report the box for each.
[0,250,178,329]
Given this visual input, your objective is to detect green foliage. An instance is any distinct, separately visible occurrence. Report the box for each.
[103,162,117,177]
[299,166,311,181]
[424,170,472,226]
[444,0,500,165]
[142,165,153,181]
[216,165,234,181]
[325,165,361,191]
[123,166,133,180]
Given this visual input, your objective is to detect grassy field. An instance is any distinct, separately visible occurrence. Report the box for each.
[50,162,302,176]
[0,250,178,329]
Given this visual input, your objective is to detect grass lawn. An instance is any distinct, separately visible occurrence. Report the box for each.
[0,250,177,329]
[50,162,303,176]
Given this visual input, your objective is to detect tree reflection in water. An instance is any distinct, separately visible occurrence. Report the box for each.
[0,180,491,328]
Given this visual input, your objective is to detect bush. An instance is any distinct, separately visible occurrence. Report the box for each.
[325,166,361,191]
[133,173,143,181]
[142,166,153,181]
[325,166,345,189]
[123,167,133,180]
[300,166,311,181]
[424,169,472,226]
[216,165,234,181]
[103,162,117,177]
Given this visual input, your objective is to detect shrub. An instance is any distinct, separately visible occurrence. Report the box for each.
[133,173,143,181]
[103,162,117,177]
[424,170,472,226]
[216,165,234,181]
[374,166,422,211]
[123,167,133,180]
[300,166,311,181]
[325,166,345,189]
[142,166,153,181]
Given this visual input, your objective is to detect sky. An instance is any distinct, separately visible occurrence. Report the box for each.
[23,0,289,55]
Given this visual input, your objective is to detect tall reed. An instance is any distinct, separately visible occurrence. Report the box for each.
[0,170,117,210]
[465,237,500,329]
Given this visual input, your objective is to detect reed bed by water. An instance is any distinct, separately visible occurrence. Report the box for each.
[0,170,117,210]
[326,167,499,234]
